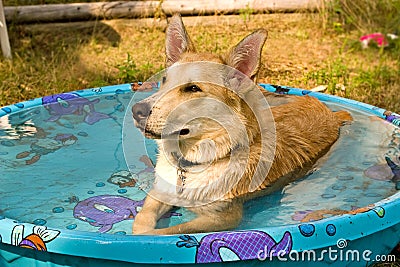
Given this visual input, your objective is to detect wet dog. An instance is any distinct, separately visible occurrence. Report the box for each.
[131,14,352,235]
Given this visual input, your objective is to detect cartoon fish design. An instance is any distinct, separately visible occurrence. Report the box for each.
[177,231,292,263]
[291,206,372,222]
[11,225,60,251]
[107,170,138,188]
[42,93,110,125]
[16,133,78,165]
[364,163,394,181]
[131,82,159,92]
[385,156,400,189]
[384,111,400,126]
[271,84,290,94]
[386,156,400,181]
[74,195,181,232]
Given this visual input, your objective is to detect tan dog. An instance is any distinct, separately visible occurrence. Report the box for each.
[131,14,352,235]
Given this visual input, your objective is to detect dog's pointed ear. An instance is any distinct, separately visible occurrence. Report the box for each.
[165,14,196,67]
[225,29,268,81]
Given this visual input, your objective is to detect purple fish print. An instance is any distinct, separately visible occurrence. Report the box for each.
[42,93,109,125]
[386,156,400,182]
[177,230,292,263]
[386,156,400,189]
[384,111,400,126]
[74,195,181,232]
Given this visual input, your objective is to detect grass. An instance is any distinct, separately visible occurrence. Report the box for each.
[321,0,400,34]
[312,0,400,112]
[3,0,140,5]
[0,4,399,265]
[1,13,399,113]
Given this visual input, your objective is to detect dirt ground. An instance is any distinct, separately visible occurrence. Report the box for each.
[0,13,399,265]
[1,13,399,111]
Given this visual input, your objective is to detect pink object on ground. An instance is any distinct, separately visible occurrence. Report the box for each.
[359,33,388,48]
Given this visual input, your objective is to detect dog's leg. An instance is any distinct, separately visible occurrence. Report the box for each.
[145,201,243,235]
[132,192,173,234]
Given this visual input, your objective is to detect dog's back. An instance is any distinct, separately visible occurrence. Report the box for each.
[226,91,352,199]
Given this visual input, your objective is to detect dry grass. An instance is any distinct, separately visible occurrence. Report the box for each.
[0,10,399,265]
[3,0,128,5]
[1,13,399,112]
[322,0,400,33]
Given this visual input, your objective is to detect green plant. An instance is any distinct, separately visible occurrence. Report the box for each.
[154,0,167,21]
[239,3,254,28]
[116,53,162,83]
[349,63,400,109]
[1,13,399,113]
[305,59,349,94]
[320,0,400,34]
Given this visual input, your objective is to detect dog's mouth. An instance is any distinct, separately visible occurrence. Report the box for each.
[137,125,191,139]
[161,128,191,138]
[143,129,162,139]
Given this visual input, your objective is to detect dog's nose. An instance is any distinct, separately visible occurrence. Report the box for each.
[132,102,151,122]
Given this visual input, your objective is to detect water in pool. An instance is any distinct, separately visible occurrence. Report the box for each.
[0,89,398,235]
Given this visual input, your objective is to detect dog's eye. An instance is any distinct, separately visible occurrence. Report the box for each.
[183,85,202,93]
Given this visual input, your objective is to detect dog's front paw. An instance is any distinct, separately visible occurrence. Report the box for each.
[132,213,156,234]
[132,222,155,234]
[134,227,176,235]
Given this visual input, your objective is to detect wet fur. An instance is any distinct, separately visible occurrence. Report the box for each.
[132,14,352,235]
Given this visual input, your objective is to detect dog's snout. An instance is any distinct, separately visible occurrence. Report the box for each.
[132,102,151,122]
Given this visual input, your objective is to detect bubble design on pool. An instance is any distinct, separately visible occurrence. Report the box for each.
[0,83,399,265]
[0,83,399,235]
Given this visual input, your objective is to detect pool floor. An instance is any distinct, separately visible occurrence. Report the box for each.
[0,88,399,235]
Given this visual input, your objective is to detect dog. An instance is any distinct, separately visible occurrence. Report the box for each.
[131,14,352,235]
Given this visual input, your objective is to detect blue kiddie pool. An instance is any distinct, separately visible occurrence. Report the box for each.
[0,82,399,266]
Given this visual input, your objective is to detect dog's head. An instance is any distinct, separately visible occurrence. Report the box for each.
[132,14,269,164]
